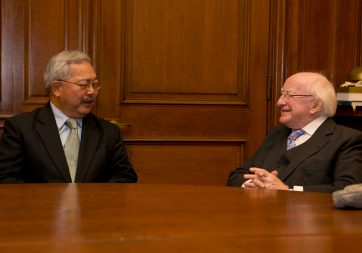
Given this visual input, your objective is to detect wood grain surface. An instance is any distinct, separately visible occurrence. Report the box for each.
[0,183,361,252]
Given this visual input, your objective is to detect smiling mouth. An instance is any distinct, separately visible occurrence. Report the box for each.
[281,109,291,112]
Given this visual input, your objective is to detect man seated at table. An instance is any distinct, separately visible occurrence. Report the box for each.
[0,50,137,183]
[227,72,362,193]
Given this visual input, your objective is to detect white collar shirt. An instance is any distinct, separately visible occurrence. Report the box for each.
[50,101,83,148]
[295,116,328,147]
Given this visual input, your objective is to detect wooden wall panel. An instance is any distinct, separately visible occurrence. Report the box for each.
[118,106,250,139]
[99,0,269,160]
[0,0,98,133]
[24,0,65,105]
[123,0,250,105]
[1,0,22,115]
[0,1,1,102]
[268,0,362,129]
[99,0,270,185]
[127,141,245,186]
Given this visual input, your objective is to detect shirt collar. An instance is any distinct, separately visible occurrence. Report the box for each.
[301,116,327,136]
[50,101,83,129]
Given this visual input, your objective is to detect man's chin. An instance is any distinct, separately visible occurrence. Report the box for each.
[77,107,92,117]
[279,118,295,129]
[278,116,288,125]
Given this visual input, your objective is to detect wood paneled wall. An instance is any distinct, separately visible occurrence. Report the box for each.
[97,0,269,185]
[1,0,362,185]
[127,141,244,186]
[123,0,248,105]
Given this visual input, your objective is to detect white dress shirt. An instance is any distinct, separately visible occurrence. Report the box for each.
[294,116,327,147]
[50,101,83,149]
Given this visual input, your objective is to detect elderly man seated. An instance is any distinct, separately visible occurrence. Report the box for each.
[227,72,362,193]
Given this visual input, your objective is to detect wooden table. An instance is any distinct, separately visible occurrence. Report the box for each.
[0,183,361,252]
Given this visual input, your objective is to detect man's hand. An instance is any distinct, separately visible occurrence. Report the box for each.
[243,168,289,190]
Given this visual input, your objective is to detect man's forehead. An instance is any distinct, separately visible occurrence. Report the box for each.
[282,75,310,91]
[69,61,96,75]
[281,83,305,92]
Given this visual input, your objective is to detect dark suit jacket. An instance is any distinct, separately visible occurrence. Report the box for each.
[0,101,137,183]
[227,118,362,193]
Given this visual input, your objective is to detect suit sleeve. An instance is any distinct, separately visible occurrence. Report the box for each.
[0,118,26,183]
[227,157,255,187]
[106,125,138,183]
[303,132,362,193]
[227,127,281,187]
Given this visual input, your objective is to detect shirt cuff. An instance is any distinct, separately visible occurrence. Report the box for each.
[288,186,303,191]
[241,179,252,187]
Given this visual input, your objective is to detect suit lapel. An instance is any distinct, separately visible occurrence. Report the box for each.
[36,102,72,182]
[277,118,335,181]
[75,114,100,182]
[263,127,291,171]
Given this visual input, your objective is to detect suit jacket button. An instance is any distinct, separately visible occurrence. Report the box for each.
[276,164,282,168]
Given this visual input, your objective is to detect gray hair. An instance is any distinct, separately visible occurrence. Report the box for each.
[307,72,337,117]
[44,50,91,94]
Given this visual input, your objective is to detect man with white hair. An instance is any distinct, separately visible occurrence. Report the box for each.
[227,72,362,193]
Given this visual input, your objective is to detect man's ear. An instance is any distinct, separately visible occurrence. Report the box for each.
[310,99,323,114]
[51,81,61,97]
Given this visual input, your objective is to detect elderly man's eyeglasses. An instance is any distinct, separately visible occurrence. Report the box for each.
[279,92,312,100]
[58,79,102,90]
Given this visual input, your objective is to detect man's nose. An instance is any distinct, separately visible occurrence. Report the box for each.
[86,85,95,94]
[277,95,286,107]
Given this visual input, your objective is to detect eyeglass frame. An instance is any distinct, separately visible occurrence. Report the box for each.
[57,79,102,90]
[279,92,313,100]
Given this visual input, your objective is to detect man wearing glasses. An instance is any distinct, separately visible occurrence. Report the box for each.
[227,72,362,193]
[0,50,137,183]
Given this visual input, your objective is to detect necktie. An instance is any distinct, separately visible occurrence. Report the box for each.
[64,118,80,182]
[287,129,306,150]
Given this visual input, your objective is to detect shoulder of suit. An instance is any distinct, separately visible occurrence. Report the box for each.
[268,125,289,135]
[334,123,362,136]
[7,106,43,123]
[86,113,118,129]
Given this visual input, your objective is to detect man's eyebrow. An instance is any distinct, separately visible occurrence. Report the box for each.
[77,77,98,82]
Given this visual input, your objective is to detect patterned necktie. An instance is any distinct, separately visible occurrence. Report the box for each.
[287,129,306,150]
[64,118,80,182]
